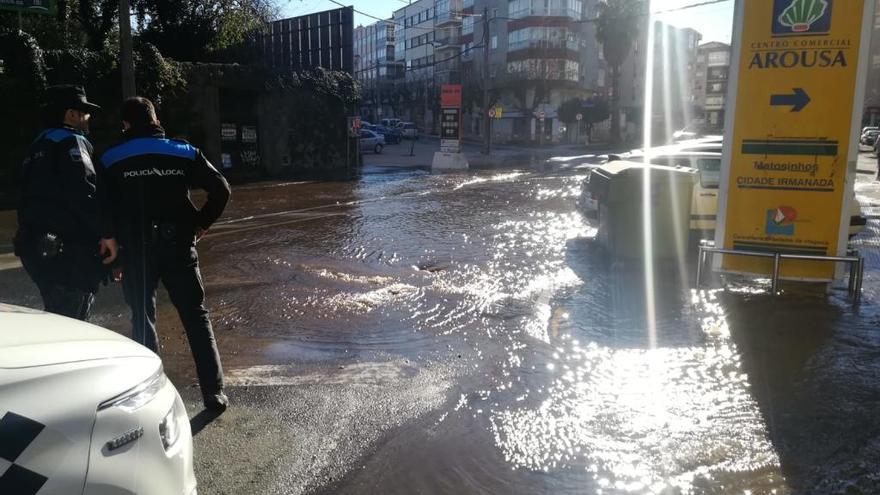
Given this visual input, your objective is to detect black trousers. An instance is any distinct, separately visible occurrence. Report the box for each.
[122,240,224,397]
[20,253,94,321]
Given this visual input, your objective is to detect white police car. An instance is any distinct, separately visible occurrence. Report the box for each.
[0,303,196,495]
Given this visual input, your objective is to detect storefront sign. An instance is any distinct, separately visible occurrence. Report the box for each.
[241,126,257,143]
[221,123,237,142]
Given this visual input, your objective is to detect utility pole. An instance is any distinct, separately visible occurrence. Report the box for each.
[481,6,491,155]
[119,0,136,99]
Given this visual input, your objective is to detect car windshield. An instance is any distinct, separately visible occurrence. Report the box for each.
[696,158,721,188]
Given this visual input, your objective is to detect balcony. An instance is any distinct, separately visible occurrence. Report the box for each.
[435,11,462,26]
[509,7,582,20]
[434,36,462,49]
[435,0,464,27]
[508,39,579,52]
[434,60,461,73]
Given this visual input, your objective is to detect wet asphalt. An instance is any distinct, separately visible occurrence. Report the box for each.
[2,149,880,494]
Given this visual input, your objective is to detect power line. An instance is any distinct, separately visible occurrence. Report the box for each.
[325,0,436,32]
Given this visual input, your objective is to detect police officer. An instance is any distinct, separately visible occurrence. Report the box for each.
[14,85,118,320]
[99,97,231,412]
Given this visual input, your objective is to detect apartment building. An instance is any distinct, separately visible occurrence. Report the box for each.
[391,0,438,128]
[617,20,701,143]
[466,0,604,143]
[693,41,731,132]
[354,20,403,121]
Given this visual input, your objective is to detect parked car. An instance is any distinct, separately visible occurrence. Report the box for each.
[380,118,402,129]
[371,125,402,144]
[400,122,419,139]
[860,129,880,146]
[579,147,867,240]
[360,129,385,154]
[0,303,196,495]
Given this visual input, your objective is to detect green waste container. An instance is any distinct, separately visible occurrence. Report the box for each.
[589,160,697,259]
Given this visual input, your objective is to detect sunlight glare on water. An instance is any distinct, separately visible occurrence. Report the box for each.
[490,290,783,492]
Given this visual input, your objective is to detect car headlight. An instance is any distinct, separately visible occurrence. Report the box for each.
[159,399,186,452]
[98,367,166,412]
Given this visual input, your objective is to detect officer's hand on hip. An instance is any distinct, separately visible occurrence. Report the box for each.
[99,238,118,264]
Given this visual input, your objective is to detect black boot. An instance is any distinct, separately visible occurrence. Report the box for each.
[203,390,229,413]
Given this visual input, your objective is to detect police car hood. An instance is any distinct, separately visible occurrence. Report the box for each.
[0,304,155,368]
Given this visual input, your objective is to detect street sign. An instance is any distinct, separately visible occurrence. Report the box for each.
[440,85,463,154]
[0,0,56,14]
[494,106,503,119]
[488,108,496,118]
[576,113,583,121]
[441,84,462,108]
[440,139,460,153]
[715,0,874,281]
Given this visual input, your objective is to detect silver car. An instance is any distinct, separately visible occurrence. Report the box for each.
[359,130,385,154]
[400,122,419,139]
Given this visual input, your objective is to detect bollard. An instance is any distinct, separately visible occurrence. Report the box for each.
[855,257,865,304]
[696,246,704,288]
[771,253,781,295]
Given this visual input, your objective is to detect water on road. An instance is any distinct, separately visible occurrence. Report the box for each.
[4,162,880,494]
[204,163,880,494]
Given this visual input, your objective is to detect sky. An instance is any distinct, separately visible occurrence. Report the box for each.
[280,0,735,44]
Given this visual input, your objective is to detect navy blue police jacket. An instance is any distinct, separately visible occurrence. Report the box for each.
[99,124,231,246]
[17,126,103,245]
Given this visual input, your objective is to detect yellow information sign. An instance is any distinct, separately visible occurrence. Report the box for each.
[716,0,873,280]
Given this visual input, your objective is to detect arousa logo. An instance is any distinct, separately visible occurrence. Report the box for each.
[123,168,185,178]
[772,0,832,36]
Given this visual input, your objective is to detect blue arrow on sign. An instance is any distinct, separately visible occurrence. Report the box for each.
[770,88,810,112]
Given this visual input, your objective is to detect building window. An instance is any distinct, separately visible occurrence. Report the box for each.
[463,16,474,35]
[707,51,729,66]
[492,35,498,49]
[508,26,578,51]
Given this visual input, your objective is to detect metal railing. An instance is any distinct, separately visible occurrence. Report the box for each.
[509,7,582,20]
[695,240,864,303]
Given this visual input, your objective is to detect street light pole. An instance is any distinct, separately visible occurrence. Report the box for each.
[119,0,136,99]
[482,6,491,155]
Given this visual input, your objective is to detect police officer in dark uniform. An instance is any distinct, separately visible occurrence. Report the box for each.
[99,97,231,412]
[14,85,118,320]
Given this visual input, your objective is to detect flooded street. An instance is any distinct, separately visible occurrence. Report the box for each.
[4,161,880,493]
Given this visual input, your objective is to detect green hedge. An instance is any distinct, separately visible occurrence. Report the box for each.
[0,28,362,206]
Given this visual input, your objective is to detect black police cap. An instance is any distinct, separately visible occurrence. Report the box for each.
[43,85,101,113]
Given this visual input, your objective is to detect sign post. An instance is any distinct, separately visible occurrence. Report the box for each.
[715,0,874,281]
[433,84,469,170]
